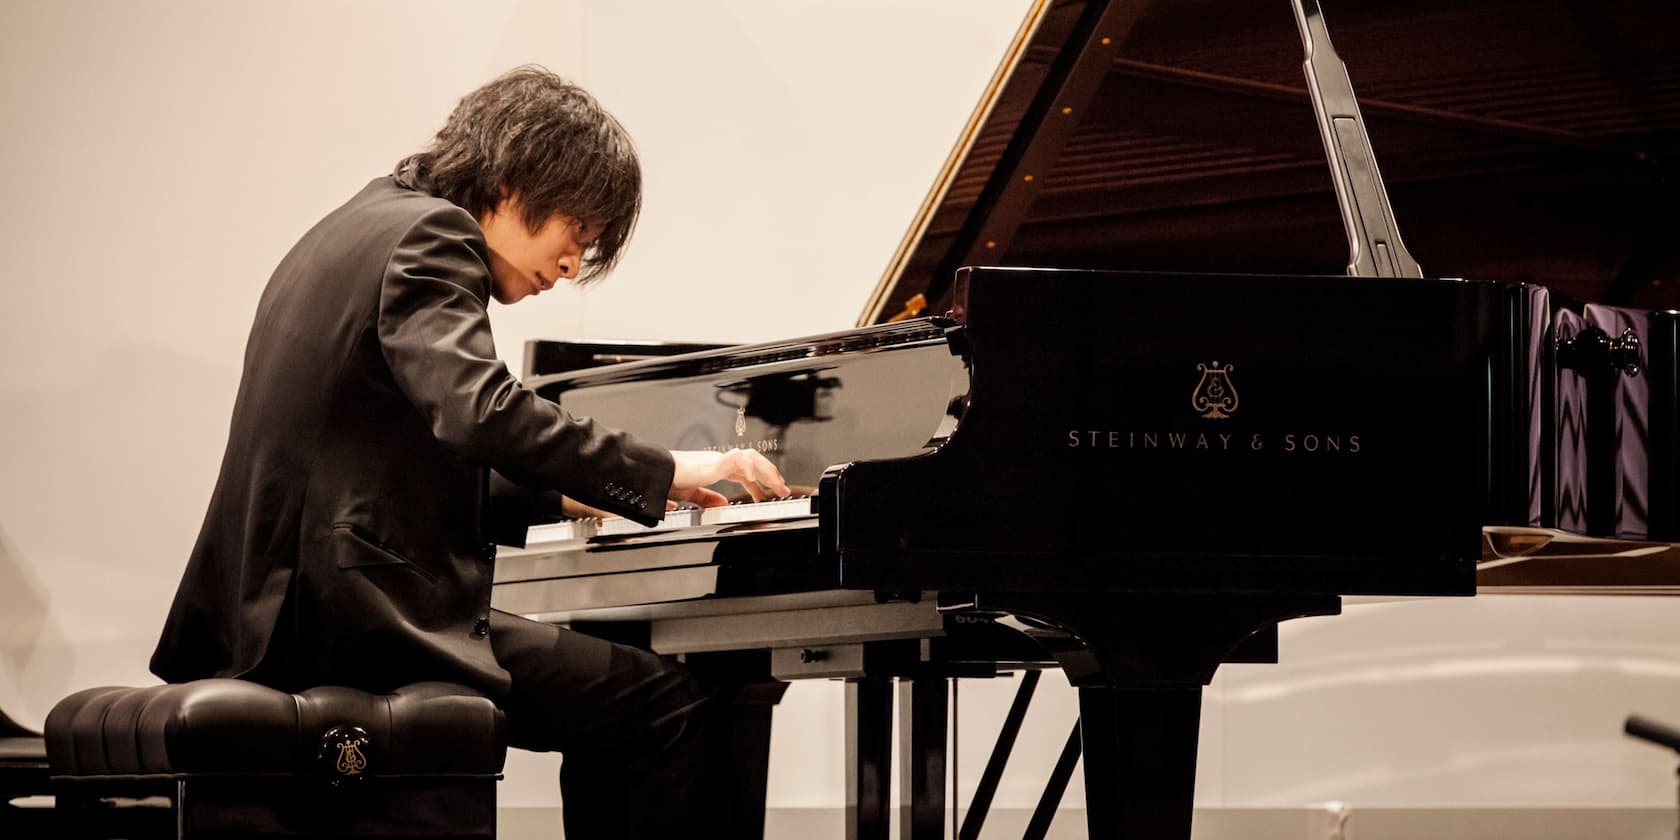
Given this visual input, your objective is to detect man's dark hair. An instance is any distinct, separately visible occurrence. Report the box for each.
[395,66,641,284]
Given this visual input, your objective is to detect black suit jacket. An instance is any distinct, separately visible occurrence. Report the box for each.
[150,177,673,699]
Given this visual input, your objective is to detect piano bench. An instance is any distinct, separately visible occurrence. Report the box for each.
[44,679,507,839]
[1,728,50,834]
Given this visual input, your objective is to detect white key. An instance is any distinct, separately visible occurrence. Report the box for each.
[697,496,814,526]
[520,496,814,548]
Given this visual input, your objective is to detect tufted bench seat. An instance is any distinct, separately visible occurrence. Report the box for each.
[46,679,506,839]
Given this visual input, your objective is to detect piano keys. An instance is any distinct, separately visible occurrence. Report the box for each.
[518,497,816,544]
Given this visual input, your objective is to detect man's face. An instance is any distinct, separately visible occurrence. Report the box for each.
[478,196,601,305]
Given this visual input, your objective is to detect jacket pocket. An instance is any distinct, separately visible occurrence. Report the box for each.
[330,523,439,585]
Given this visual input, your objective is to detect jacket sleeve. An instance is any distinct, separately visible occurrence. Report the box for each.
[484,469,570,547]
[375,205,673,525]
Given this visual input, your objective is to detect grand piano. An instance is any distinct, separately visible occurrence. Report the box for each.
[492,0,1680,837]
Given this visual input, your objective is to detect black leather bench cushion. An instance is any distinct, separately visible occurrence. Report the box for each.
[46,680,505,778]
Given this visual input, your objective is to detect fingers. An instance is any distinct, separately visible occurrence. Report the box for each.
[736,448,790,498]
[667,448,791,504]
[729,450,767,502]
[717,449,787,502]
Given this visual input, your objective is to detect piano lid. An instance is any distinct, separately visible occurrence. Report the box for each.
[861,0,1680,326]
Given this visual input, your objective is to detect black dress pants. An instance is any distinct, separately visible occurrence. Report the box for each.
[489,610,723,839]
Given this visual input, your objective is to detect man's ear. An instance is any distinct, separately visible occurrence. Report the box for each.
[495,191,548,234]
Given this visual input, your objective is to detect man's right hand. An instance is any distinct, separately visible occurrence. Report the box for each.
[670,449,791,506]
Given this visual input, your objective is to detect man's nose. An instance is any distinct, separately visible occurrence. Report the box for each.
[557,249,581,279]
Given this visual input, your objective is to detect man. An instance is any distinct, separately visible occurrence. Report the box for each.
[151,66,788,837]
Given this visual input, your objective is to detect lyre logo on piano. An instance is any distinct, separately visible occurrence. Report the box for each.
[1064,357,1363,455]
[1192,361,1239,419]
[336,738,368,776]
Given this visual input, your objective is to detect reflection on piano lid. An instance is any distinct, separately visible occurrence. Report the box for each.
[523,319,968,494]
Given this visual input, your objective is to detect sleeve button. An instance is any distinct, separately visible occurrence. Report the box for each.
[472,617,490,637]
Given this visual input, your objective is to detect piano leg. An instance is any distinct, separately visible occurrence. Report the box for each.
[898,677,948,840]
[846,677,893,840]
[962,592,1342,840]
[1077,685,1204,838]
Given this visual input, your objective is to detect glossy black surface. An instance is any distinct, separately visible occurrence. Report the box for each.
[523,338,731,379]
[528,321,966,495]
[520,287,1676,597]
[520,271,1678,597]
[828,267,1517,597]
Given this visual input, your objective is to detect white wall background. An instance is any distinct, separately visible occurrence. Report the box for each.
[3,0,1678,824]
